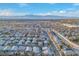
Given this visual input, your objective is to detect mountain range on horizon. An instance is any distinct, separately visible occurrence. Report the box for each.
[0,15,79,20]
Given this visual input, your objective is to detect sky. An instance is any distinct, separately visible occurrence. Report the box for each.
[0,3,79,17]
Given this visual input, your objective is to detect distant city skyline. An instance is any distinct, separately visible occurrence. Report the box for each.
[0,3,79,17]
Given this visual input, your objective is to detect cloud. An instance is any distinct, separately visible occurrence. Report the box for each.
[48,3,56,5]
[59,10,66,13]
[73,3,79,6]
[54,10,79,17]
[18,3,28,7]
[51,10,79,17]
[35,13,52,16]
[0,9,79,17]
[0,9,28,16]
[34,10,66,16]
[0,9,13,16]
[34,10,79,17]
